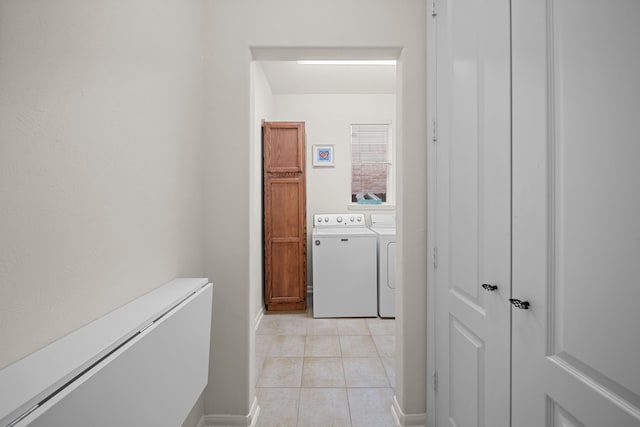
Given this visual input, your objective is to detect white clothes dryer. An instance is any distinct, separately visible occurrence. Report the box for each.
[370,214,396,318]
[312,213,377,318]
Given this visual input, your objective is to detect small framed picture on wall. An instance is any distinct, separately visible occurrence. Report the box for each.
[312,145,334,167]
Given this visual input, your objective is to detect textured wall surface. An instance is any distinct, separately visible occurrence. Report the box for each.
[0,0,206,369]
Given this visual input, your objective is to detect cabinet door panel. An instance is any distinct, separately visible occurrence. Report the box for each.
[263,121,307,311]
[269,241,303,301]
[269,180,301,238]
[263,122,304,173]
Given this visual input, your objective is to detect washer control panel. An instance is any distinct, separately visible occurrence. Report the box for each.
[314,213,366,227]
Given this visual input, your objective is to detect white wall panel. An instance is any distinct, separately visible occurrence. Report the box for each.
[0,0,206,370]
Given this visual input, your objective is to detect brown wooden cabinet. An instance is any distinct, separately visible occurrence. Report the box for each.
[262,121,307,311]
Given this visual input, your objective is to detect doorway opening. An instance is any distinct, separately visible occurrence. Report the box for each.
[250,48,401,315]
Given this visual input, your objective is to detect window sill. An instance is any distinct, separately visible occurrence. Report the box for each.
[347,203,396,211]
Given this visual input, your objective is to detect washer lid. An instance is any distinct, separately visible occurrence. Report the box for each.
[312,227,377,237]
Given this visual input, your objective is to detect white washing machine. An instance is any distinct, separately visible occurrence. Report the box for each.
[312,213,378,318]
[370,214,396,318]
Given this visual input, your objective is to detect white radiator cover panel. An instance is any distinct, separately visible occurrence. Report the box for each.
[0,278,212,427]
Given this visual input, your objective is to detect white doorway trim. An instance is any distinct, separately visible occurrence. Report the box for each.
[426,3,438,425]
[249,45,426,424]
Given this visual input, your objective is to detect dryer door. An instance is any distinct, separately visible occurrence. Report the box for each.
[386,241,396,289]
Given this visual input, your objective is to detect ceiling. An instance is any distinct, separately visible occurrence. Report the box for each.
[259,61,396,95]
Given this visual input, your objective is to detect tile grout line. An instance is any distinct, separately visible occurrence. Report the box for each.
[371,329,392,389]
[370,318,397,387]
[295,385,302,427]
[339,322,354,426]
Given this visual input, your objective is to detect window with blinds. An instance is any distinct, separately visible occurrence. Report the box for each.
[350,123,392,203]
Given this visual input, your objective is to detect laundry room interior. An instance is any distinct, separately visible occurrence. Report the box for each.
[254,58,397,315]
[252,57,401,424]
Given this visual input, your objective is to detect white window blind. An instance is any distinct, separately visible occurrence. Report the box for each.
[351,124,391,203]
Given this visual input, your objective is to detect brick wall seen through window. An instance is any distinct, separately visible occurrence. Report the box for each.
[351,124,391,203]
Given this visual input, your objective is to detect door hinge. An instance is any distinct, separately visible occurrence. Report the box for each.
[431,0,437,17]
[433,247,438,269]
[433,371,438,392]
[432,120,438,142]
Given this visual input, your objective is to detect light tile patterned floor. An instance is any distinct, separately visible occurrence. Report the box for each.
[255,306,396,427]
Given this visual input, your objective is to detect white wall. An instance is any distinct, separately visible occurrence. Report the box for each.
[204,0,426,422]
[272,93,396,287]
[182,394,205,427]
[0,0,206,371]
[250,63,274,321]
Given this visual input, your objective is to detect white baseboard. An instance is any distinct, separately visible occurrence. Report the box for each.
[391,396,426,427]
[254,308,264,332]
[203,397,260,427]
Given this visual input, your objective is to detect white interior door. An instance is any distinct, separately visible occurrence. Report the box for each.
[433,0,511,425]
[511,0,640,425]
